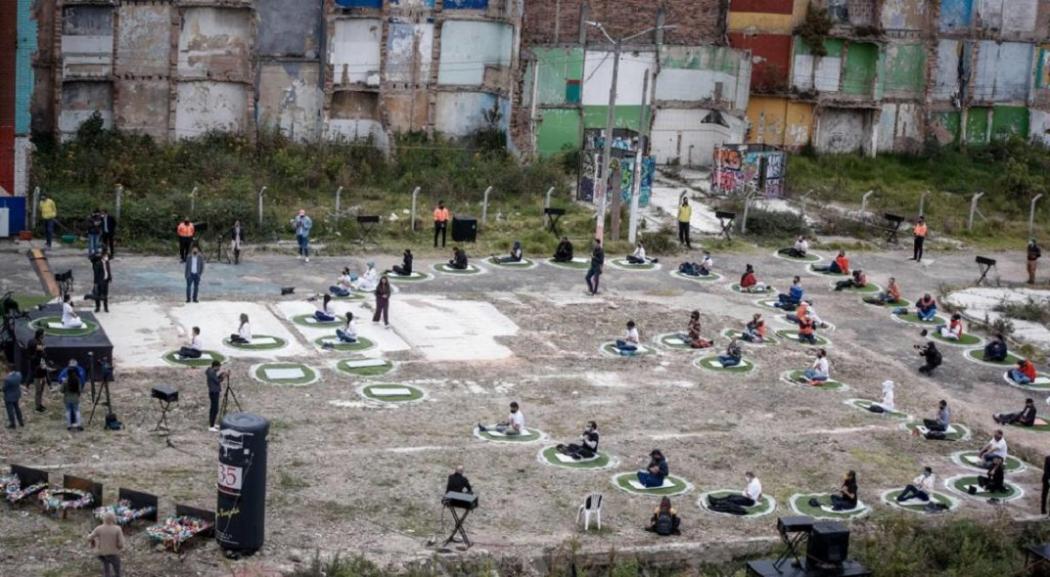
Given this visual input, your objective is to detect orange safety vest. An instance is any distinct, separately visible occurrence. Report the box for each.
[836,256,850,275]
[1021,360,1037,380]
[177,222,195,238]
[433,207,450,223]
[796,302,810,319]
[914,223,928,237]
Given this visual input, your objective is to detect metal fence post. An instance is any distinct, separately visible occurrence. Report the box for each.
[114,184,123,221]
[741,188,755,235]
[481,186,493,226]
[189,186,198,215]
[31,186,40,228]
[918,190,929,217]
[410,186,420,232]
[860,190,875,215]
[1031,193,1044,239]
[968,192,984,232]
[257,186,267,228]
[334,186,343,226]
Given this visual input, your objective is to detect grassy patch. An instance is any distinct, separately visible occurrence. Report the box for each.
[964,349,1022,366]
[254,362,318,386]
[612,472,689,496]
[894,312,946,326]
[834,282,881,294]
[314,335,375,352]
[292,313,343,328]
[601,342,651,357]
[955,452,1025,473]
[547,258,590,270]
[950,476,1019,500]
[28,316,99,337]
[434,263,482,274]
[775,329,830,347]
[162,350,225,367]
[476,427,542,443]
[863,297,909,307]
[336,358,394,377]
[792,494,868,519]
[775,251,821,262]
[847,398,908,419]
[729,283,775,294]
[930,332,982,346]
[612,258,657,270]
[903,422,969,441]
[696,356,755,373]
[362,384,423,403]
[701,491,775,517]
[540,446,611,469]
[785,370,844,391]
[487,256,535,268]
[884,490,954,513]
[223,335,288,350]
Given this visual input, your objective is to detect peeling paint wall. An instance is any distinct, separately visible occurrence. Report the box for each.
[582,50,656,107]
[745,96,814,148]
[386,20,433,85]
[934,40,966,102]
[115,3,170,77]
[940,0,974,32]
[384,91,430,133]
[650,108,746,166]
[59,82,113,135]
[991,105,1030,139]
[535,108,580,156]
[114,79,170,142]
[973,41,1032,102]
[880,43,926,98]
[327,91,388,147]
[816,108,871,154]
[841,42,878,97]
[657,46,751,111]
[331,19,382,87]
[930,110,962,145]
[256,0,321,58]
[1029,108,1050,145]
[437,20,513,87]
[876,102,922,152]
[178,8,252,82]
[729,0,808,34]
[175,82,248,139]
[61,5,113,79]
[522,0,724,46]
[435,92,506,137]
[966,107,990,144]
[792,38,843,93]
[880,0,927,31]
[257,63,322,141]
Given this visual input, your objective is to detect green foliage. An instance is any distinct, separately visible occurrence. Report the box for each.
[994,297,1050,324]
[797,4,833,57]
[741,209,810,240]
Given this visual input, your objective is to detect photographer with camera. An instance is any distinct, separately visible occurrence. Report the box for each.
[916,340,942,375]
[205,360,229,432]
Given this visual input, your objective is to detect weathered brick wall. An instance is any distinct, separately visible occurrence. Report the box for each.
[522,0,726,46]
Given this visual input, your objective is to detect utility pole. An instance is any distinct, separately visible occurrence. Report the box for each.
[588,21,675,244]
[628,70,649,245]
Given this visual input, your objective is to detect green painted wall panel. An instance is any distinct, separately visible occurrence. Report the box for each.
[536,109,582,156]
[15,0,36,134]
[583,106,644,131]
[932,111,961,145]
[842,43,879,96]
[881,44,926,95]
[794,37,843,57]
[966,107,990,144]
[532,47,584,107]
[991,106,1030,140]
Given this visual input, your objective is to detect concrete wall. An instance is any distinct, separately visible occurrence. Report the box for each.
[934,40,966,102]
[657,46,751,111]
[438,20,513,87]
[816,108,871,154]
[386,20,433,85]
[435,92,507,137]
[178,7,252,82]
[745,96,814,148]
[59,82,113,135]
[841,42,878,97]
[256,0,322,58]
[61,5,113,79]
[973,41,1032,102]
[877,102,922,152]
[582,50,656,107]
[175,82,248,139]
[331,19,382,87]
[115,3,170,78]
[650,108,746,166]
[940,0,973,32]
[880,43,926,99]
[114,79,170,142]
[257,63,323,141]
[792,38,843,93]
[1030,108,1050,145]
[880,0,928,31]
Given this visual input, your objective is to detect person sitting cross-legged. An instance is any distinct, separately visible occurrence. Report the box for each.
[707,472,763,515]
[983,333,1009,363]
[776,276,804,310]
[626,241,657,264]
[478,401,525,436]
[637,449,669,488]
[786,301,829,330]
[178,327,203,359]
[335,313,358,344]
[813,250,849,274]
[738,264,767,293]
[352,262,379,292]
[615,320,641,355]
[390,249,413,276]
[937,313,964,340]
[61,294,85,329]
[779,236,809,259]
[330,267,353,297]
[678,252,713,277]
[798,315,817,345]
[866,276,902,305]
[1009,358,1038,385]
[904,293,938,322]
[973,457,1006,494]
[717,338,743,368]
[230,314,251,345]
[555,421,599,460]
[834,269,868,291]
[646,497,681,536]
[897,466,935,503]
[494,240,524,264]
[994,398,1037,427]
[314,294,337,322]
[685,311,712,349]
[918,400,951,440]
[448,246,469,270]
[553,237,574,262]
[802,348,830,384]
[826,470,859,511]
[741,313,767,344]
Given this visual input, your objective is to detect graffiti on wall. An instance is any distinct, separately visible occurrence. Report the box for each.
[712,144,786,198]
[620,156,655,208]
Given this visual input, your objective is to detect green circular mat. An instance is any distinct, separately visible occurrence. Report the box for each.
[539,446,613,469]
[222,335,288,350]
[862,297,909,307]
[774,329,830,347]
[386,272,432,282]
[29,316,99,337]
[930,332,983,346]
[722,329,777,345]
[475,426,543,443]
[314,335,376,352]
[881,489,956,513]
[809,264,849,277]
[331,291,366,301]
[657,333,694,349]
[336,358,394,377]
[964,349,1022,367]
[892,312,946,326]
[695,355,755,373]
[901,421,970,441]
[611,472,691,497]
[487,256,536,268]
[671,270,722,282]
[252,362,319,386]
[1008,419,1050,432]
[774,250,821,263]
[547,258,591,270]
[699,491,776,517]
[360,384,424,403]
[291,313,343,328]
[612,259,657,270]
[832,282,881,294]
[601,342,652,357]
[162,350,226,367]
[948,475,1021,502]
[434,263,483,274]
[790,494,870,520]
[952,451,1025,473]
[783,370,845,391]
[729,283,775,294]
[844,398,908,419]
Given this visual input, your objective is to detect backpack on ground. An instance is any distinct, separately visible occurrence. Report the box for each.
[654,512,674,536]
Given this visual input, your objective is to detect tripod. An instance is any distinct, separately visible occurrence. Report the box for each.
[87,355,115,427]
[218,374,242,422]
[216,233,234,265]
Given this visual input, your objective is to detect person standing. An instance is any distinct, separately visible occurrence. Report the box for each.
[1028,239,1042,285]
[87,511,125,577]
[205,360,227,432]
[86,209,103,256]
[40,193,57,249]
[61,360,85,431]
[433,201,450,248]
[677,196,692,249]
[176,218,195,263]
[292,209,313,263]
[373,275,391,327]
[100,208,117,257]
[185,245,205,303]
[92,251,112,313]
[25,329,47,413]
[585,239,604,296]
[4,370,24,429]
[1041,455,1050,516]
[229,220,245,265]
[912,216,927,262]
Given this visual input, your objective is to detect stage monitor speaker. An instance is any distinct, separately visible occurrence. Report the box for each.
[452,217,477,242]
[807,521,850,568]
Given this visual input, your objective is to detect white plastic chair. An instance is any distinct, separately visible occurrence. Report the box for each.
[577,493,603,531]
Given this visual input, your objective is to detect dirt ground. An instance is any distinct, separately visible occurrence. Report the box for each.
[0,241,1047,577]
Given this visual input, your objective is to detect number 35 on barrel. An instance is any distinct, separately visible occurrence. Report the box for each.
[218,464,243,492]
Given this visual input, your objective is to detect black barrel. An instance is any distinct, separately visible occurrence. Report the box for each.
[216,412,269,553]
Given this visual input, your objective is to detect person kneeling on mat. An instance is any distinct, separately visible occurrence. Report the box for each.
[685,311,712,349]
[776,276,804,310]
[178,327,203,359]
[478,401,525,436]
[868,380,895,413]
[330,267,353,297]
[336,313,358,344]
[717,338,743,368]
[984,334,1009,362]
[1009,358,1038,385]
[970,457,1006,494]
[494,240,524,264]
[627,241,657,265]
[646,497,681,536]
[865,277,902,305]
[738,264,767,293]
[813,250,849,274]
[448,246,469,270]
[637,449,669,488]
[61,293,85,329]
[779,236,808,259]
[995,398,1037,427]
[897,466,935,503]
[802,348,830,384]
[798,316,817,345]
[741,313,767,344]
[834,269,868,291]
[230,313,251,345]
[556,421,599,460]
[917,341,942,375]
[553,237,574,262]
[708,472,763,515]
[390,249,413,276]
[314,294,337,322]
[615,321,640,355]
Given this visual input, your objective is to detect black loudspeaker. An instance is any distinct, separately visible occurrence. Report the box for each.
[452,217,477,242]
[807,521,849,568]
